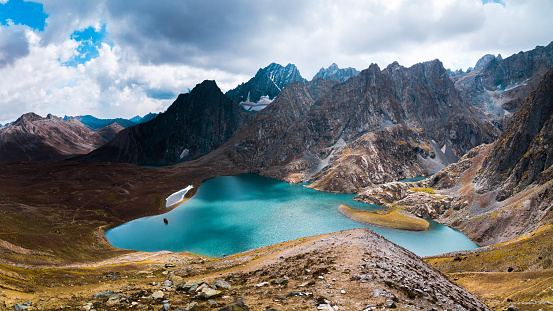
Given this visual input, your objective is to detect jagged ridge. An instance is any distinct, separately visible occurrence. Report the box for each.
[313,63,360,82]
[193,60,499,193]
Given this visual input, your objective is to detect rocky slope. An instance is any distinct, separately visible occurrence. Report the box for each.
[356,68,553,246]
[0,113,113,162]
[0,226,490,311]
[453,41,553,122]
[313,63,360,82]
[195,60,499,193]
[77,80,249,166]
[225,63,306,111]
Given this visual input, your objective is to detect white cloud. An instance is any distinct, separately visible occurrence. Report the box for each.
[0,0,552,124]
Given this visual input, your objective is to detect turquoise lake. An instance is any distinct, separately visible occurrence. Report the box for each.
[106,174,478,257]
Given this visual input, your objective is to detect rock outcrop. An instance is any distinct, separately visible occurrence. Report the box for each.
[0,113,111,162]
[313,63,359,82]
[196,60,499,193]
[77,80,249,166]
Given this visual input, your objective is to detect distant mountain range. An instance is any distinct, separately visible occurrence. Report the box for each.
[63,113,159,130]
[0,112,162,162]
[0,113,117,162]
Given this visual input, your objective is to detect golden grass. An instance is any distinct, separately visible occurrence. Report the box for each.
[426,225,553,273]
[410,187,436,194]
[425,225,553,310]
[339,205,430,231]
[445,270,553,311]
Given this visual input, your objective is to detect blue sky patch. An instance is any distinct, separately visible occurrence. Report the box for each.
[63,25,112,67]
[482,0,505,5]
[0,0,47,31]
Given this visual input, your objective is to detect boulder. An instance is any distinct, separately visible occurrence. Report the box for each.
[213,280,231,289]
[152,291,164,299]
[218,299,250,311]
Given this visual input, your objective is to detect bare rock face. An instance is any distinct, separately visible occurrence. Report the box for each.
[476,68,553,200]
[305,125,432,193]
[204,78,338,172]
[355,144,486,216]
[78,80,249,166]
[356,69,553,245]
[453,41,553,121]
[202,60,498,193]
[0,113,110,162]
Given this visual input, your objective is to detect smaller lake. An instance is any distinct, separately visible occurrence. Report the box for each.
[398,175,432,183]
[106,174,478,257]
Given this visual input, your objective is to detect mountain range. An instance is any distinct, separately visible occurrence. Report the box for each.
[355,67,553,246]
[0,113,117,162]
[191,59,499,193]
[0,113,160,163]
[63,113,159,130]
[1,42,553,310]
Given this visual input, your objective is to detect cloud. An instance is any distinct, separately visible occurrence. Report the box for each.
[0,0,552,124]
[0,24,30,67]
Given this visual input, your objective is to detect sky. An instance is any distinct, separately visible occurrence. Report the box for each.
[0,0,552,124]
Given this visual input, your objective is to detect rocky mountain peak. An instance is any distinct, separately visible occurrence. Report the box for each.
[313,63,360,82]
[167,80,222,114]
[360,63,383,82]
[474,54,496,71]
[385,61,402,72]
[14,112,43,125]
[225,63,307,111]
[78,80,249,166]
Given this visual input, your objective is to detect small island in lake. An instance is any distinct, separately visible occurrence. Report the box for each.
[339,204,430,231]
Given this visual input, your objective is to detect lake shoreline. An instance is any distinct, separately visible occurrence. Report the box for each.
[106,173,479,257]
